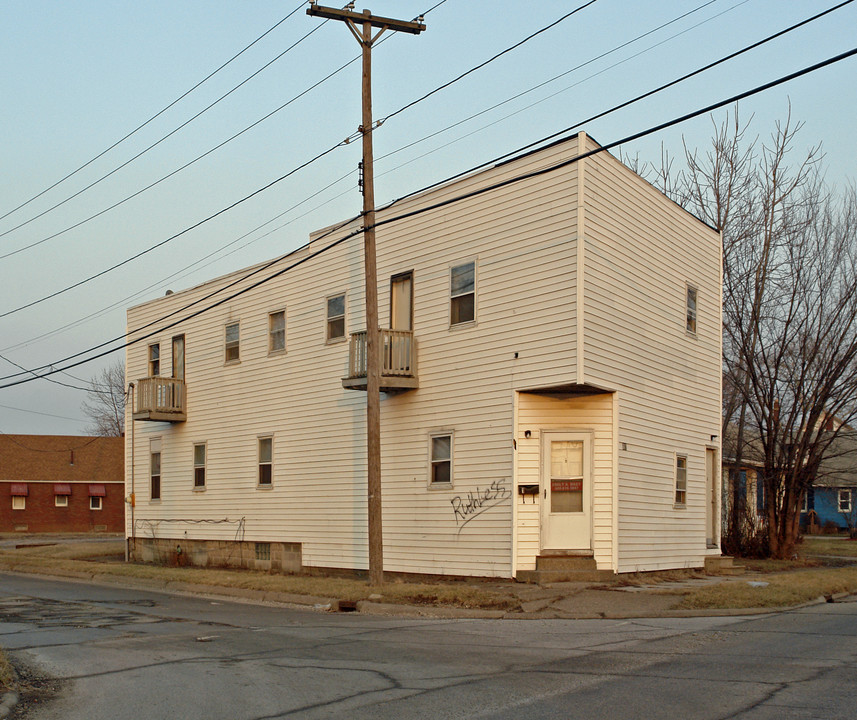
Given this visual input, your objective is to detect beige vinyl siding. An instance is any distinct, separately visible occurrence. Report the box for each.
[580,137,721,572]
[514,392,614,571]
[126,137,585,578]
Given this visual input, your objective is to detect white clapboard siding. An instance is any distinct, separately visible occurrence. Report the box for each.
[514,392,614,571]
[126,135,585,577]
[579,136,721,573]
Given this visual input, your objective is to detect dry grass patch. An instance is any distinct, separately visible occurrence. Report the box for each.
[11,540,125,561]
[0,650,13,694]
[678,566,857,609]
[0,547,518,611]
[800,537,857,558]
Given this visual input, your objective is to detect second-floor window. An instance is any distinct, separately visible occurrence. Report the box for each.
[450,262,475,325]
[269,310,286,353]
[193,443,206,488]
[148,343,160,376]
[686,285,698,334]
[327,294,345,341]
[225,322,240,363]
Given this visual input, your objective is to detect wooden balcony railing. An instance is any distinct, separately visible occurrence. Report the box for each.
[133,377,187,422]
[343,329,418,391]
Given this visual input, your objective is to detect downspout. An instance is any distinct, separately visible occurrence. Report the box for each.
[127,382,135,563]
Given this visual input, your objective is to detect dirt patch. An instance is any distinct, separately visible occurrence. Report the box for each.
[3,654,65,720]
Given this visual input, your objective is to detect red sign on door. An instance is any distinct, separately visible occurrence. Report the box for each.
[551,479,582,493]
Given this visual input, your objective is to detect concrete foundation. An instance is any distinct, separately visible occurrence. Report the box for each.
[129,537,302,573]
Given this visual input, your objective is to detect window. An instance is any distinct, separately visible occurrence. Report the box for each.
[55,495,68,507]
[326,294,345,341]
[255,542,271,561]
[686,285,698,334]
[839,489,852,513]
[148,343,160,376]
[90,496,102,511]
[193,443,206,488]
[269,310,286,353]
[675,454,688,505]
[12,496,25,511]
[430,433,452,485]
[258,437,273,486]
[151,447,161,500]
[450,262,475,325]
[225,322,240,363]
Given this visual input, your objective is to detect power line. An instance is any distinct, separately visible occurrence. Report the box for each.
[0,3,467,316]
[2,46,854,391]
[2,3,851,374]
[0,3,306,229]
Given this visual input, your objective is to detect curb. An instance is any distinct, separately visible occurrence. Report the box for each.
[0,691,18,719]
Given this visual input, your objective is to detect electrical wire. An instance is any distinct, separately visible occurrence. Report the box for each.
[2,3,852,374]
[0,2,306,229]
[2,45,854,391]
[0,431,100,452]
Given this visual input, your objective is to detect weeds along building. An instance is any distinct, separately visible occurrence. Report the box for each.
[125,132,722,579]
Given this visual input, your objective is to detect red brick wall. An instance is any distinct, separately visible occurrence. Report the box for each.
[1,481,124,533]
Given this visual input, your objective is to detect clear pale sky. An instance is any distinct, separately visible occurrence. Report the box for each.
[1,0,855,435]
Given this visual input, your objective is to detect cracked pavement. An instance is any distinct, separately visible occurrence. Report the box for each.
[1,572,856,719]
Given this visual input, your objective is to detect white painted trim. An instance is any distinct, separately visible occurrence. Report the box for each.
[611,391,619,572]
[576,131,586,385]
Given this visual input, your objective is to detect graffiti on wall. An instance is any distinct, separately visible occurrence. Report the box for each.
[451,478,511,532]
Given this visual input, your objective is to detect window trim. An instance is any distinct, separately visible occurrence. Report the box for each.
[193,442,207,490]
[675,453,688,506]
[325,293,346,343]
[686,283,698,335]
[55,494,69,508]
[428,431,454,487]
[258,435,273,488]
[838,488,852,513]
[450,261,476,327]
[12,496,25,511]
[89,496,103,511]
[268,309,286,355]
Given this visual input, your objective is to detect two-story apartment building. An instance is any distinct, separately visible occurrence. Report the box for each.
[125,132,722,578]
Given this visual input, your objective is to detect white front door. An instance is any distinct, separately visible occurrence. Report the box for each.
[541,431,592,551]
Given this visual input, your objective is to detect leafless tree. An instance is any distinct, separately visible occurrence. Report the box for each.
[81,360,126,436]
[650,107,857,558]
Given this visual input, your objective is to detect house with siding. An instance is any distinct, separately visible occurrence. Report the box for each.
[125,132,722,578]
[1,434,124,533]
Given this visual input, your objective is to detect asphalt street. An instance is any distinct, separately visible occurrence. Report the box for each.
[1,572,856,719]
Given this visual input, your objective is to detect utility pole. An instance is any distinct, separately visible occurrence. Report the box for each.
[307,4,425,586]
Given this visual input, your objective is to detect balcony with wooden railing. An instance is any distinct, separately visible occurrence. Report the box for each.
[133,377,187,422]
[342,329,418,392]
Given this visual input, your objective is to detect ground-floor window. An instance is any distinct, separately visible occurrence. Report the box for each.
[839,489,852,513]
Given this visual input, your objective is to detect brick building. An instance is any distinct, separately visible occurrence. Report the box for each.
[1,435,124,533]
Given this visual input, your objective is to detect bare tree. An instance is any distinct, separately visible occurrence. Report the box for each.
[652,108,857,558]
[81,360,126,436]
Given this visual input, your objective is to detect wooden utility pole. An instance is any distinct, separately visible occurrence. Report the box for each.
[307,4,425,586]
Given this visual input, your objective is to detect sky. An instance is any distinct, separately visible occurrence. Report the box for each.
[1,0,855,436]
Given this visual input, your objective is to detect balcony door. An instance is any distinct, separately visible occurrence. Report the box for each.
[172,335,185,381]
[390,272,413,331]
